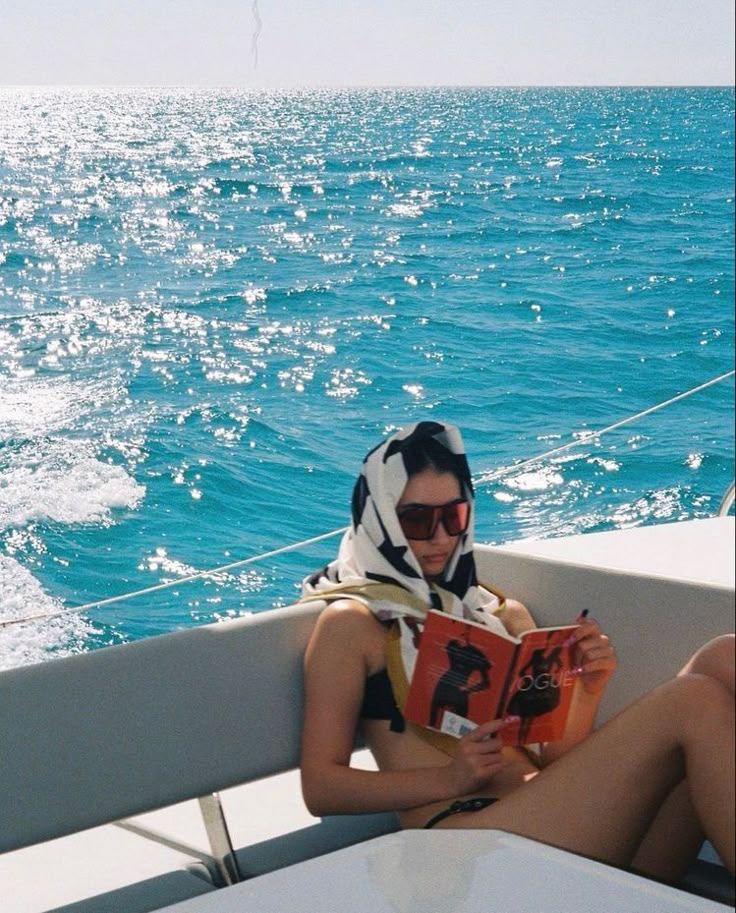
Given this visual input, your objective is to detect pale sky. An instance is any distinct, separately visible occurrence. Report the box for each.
[1,0,734,87]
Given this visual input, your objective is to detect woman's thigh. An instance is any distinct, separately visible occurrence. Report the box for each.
[434,675,733,871]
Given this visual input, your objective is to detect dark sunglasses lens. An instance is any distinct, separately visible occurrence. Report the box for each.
[398,501,469,540]
[442,500,470,535]
[398,507,436,539]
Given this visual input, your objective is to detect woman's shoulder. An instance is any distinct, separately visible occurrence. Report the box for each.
[495,597,536,637]
[313,598,385,640]
[307,598,388,674]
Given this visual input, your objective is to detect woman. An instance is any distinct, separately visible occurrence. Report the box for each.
[300,421,735,882]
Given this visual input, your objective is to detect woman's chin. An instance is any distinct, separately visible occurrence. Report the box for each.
[420,557,449,577]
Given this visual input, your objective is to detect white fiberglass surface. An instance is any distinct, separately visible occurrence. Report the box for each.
[158,830,731,913]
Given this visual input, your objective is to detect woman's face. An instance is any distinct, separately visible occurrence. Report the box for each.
[397,468,463,579]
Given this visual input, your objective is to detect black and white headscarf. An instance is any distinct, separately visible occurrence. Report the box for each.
[302,421,504,629]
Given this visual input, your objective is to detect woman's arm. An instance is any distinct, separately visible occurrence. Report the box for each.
[300,602,506,816]
[301,602,452,815]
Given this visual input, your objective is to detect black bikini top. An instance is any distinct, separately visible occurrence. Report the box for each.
[360,669,405,733]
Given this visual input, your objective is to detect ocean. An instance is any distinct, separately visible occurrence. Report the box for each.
[0,86,733,670]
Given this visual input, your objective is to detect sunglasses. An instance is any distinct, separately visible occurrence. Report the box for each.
[397,498,470,541]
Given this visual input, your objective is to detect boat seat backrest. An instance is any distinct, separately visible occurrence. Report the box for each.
[0,601,323,854]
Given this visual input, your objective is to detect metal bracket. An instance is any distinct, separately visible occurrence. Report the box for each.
[198,792,243,886]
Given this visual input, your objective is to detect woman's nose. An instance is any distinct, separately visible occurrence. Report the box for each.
[431,519,454,542]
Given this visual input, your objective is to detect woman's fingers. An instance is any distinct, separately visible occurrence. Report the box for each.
[573,628,616,666]
[577,641,615,664]
[460,720,509,763]
[448,716,517,792]
[469,718,512,739]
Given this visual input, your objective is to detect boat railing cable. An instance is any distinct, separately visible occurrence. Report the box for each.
[473,368,735,485]
[0,528,349,629]
[1,368,733,630]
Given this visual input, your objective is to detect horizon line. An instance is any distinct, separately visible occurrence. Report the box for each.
[2,82,735,91]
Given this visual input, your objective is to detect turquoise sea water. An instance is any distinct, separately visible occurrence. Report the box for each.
[0,86,734,669]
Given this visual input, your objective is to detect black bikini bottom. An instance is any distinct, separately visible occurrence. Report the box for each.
[423,797,498,829]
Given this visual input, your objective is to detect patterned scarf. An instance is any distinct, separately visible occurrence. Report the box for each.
[302,421,506,749]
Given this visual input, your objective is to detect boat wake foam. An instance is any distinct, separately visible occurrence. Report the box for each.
[0,556,94,671]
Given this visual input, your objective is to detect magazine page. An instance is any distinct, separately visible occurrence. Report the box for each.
[499,626,578,746]
[404,611,517,736]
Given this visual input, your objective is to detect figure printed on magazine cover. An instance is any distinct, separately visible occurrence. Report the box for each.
[428,626,492,729]
[504,637,566,744]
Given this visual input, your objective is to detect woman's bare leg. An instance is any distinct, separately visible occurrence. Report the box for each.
[436,674,735,875]
[628,636,735,881]
[679,634,734,695]
[630,781,703,882]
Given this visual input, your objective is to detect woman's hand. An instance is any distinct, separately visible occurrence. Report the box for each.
[540,619,617,766]
[447,719,508,794]
[571,618,617,696]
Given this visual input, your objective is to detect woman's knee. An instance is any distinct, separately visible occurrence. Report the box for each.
[679,634,735,694]
[664,672,734,727]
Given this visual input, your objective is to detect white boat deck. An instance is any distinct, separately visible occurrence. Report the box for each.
[0,749,379,912]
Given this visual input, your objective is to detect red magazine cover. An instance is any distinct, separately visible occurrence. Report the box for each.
[403,611,579,746]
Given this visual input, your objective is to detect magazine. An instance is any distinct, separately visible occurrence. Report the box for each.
[403,610,580,745]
